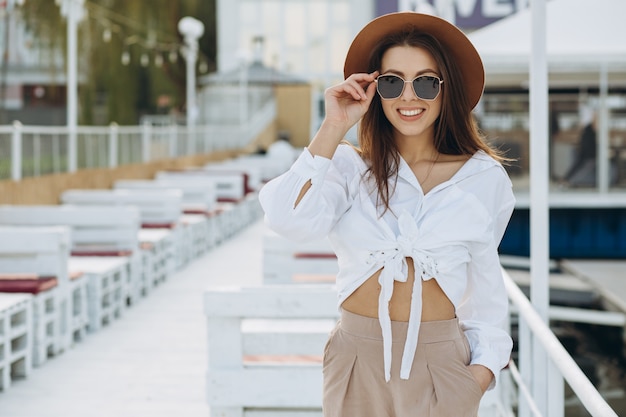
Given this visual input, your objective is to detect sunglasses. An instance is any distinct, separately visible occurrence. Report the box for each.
[375,74,444,101]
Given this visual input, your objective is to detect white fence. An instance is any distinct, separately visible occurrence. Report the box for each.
[0,98,276,181]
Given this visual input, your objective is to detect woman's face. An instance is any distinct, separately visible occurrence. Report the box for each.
[378,45,442,143]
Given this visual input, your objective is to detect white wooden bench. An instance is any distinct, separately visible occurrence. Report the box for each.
[113,179,217,214]
[114,179,218,254]
[60,188,192,269]
[0,205,142,307]
[155,170,257,241]
[204,284,339,417]
[0,226,74,367]
[203,162,263,194]
[156,169,247,203]
[0,293,33,391]
[200,165,264,226]
[262,229,338,284]
[68,256,128,332]
[230,153,295,183]
[138,228,176,288]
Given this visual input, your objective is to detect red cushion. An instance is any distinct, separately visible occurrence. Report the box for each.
[294,253,337,259]
[71,249,133,257]
[141,223,177,229]
[0,275,58,294]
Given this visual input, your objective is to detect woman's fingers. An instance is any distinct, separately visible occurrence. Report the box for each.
[322,71,379,127]
[328,71,379,101]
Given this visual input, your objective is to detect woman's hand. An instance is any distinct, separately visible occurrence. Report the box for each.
[323,71,378,131]
[467,364,494,393]
[307,72,378,159]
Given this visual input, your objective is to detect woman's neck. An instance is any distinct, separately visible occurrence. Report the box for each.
[396,136,439,165]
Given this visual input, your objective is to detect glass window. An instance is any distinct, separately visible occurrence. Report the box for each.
[480,87,626,192]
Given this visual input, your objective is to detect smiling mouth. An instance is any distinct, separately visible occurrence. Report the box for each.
[398,109,423,117]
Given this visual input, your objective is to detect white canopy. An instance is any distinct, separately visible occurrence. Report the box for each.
[468,0,626,87]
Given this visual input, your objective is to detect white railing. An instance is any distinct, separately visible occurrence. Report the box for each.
[503,269,619,417]
[0,98,277,181]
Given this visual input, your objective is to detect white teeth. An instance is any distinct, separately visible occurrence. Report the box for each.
[399,109,422,116]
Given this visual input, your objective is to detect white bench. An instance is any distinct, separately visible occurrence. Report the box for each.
[204,161,263,194]
[262,229,338,284]
[231,153,294,183]
[156,169,247,203]
[113,179,217,214]
[68,256,128,332]
[115,179,218,254]
[0,226,74,366]
[155,170,257,241]
[60,188,205,270]
[199,165,264,226]
[138,228,176,287]
[59,188,183,227]
[0,293,33,391]
[204,284,339,417]
[0,205,142,307]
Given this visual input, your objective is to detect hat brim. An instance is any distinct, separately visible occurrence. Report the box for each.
[343,12,484,109]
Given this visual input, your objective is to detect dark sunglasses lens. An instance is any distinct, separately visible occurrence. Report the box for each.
[413,76,440,100]
[377,75,404,99]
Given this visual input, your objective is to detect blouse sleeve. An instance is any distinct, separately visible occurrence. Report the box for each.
[456,166,516,391]
[258,145,358,242]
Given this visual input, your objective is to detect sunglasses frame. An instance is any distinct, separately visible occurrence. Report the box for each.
[375,74,444,101]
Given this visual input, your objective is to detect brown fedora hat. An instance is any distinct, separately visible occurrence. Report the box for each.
[343,12,485,109]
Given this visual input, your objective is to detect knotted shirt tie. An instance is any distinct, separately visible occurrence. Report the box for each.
[365,211,440,381]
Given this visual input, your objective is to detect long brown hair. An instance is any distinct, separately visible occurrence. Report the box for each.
[357,29,502,212]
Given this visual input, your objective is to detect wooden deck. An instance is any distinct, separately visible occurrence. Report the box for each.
[0,219,266,417]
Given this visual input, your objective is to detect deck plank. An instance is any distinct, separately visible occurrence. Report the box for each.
[560,259,626,314]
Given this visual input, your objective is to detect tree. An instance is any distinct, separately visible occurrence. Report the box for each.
[21,0,216,125]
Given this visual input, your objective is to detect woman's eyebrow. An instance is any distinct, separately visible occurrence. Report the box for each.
[380,68,440,77]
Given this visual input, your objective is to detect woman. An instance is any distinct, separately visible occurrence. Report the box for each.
[259,12,515,417]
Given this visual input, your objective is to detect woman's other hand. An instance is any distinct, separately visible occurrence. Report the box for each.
[467,364,494,393]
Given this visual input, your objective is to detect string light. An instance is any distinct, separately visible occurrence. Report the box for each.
[169,49,178,63]
[84,0,214,73]
[140,53,149,67]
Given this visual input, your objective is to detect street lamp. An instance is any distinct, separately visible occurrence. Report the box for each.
[57,0,85,173]
[178,16,204,129]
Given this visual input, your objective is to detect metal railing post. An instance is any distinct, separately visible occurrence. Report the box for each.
[169,123,178,157]
[109,122,118,168]
[518,320,532,417]
[68,126,77,172]
[142,121,151,163]
[187,125,195,156]
[548,362,564,417]
[11,120,22,181]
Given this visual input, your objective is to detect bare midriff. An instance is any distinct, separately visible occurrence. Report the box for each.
[341,257,455,322]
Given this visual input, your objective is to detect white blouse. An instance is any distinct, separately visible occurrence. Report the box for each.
[258,144,515,389]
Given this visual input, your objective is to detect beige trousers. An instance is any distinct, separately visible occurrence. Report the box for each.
[322,310,484,417]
